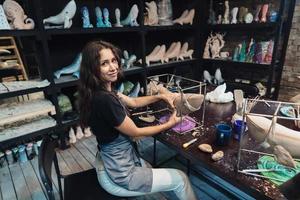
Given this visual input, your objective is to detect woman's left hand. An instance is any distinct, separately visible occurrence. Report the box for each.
[159,93,177,109]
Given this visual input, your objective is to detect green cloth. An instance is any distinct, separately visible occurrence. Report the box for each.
[123,81,134,95]
[257,156,300,185]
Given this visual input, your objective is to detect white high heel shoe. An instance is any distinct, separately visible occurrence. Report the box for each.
[178,42,194,60]
[146,45,166,66]
[164,42,181,62]
[139,45,161,64]
[182,9,195,25]
[173,9,189,25]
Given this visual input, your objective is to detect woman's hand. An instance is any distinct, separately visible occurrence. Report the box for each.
[159,93,177,109]
[167,110,183,126]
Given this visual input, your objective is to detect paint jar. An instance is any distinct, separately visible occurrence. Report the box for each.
[233,120,247,141]
[5,150,14,165]
[18,145,28,163]
[215,123,232,146]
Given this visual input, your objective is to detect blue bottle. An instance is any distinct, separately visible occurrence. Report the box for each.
[18,145,28,163]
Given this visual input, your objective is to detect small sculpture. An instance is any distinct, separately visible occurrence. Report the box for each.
[222,1,229,24]
[121,4,139,26]
[121,50,136,69]
[246,39,255,62]
[207,0,216,24]
[198,144,213,153]
[114,8,123,27]
[145,45,166,66]
[214,68,224,85]
[43,0,76,29]
[69,127,76,144]
[164,42,181,62]
[244,13,253,24]
[264,40,274,64]
[220,52,229,58]
[178,42,194,60]
[230,7,238,24]
[261,4,269,22]
[238,7,248,23]
[95,7,105,28]
[144,1,158,26]
[139,115,155,123]
[54,53,82,79]
[209,33,225,59]
[128,82,140,98]
[233,46,240,61]
[3,0,35,29]
[84,127,92,137]
[203,38,211,59]
[253,42,263,64]
[212,151,224,161]
[203,70,213,84]
[0,5,11,30]
[254,4,262,22]
[157,0,173,25]
[217,14,222,24]
[239,41,246,62]
[81,6,93,28]
[173,9,195,25]
[76,126,84,139]
[273,145,297,168]
[103,8,112,27]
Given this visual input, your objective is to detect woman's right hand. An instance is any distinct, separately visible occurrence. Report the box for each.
[168,110,183,126]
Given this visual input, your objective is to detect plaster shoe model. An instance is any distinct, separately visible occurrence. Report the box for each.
[254,4,262,22]
[222,1,230,24]
[181,9,195,25]
[3,0,35,29]
[84,127,92,137]
[114,8,123,27]
[238,7,248,23]
[246,115,300,158]
[174,93,204,115]
[76,126,84,139]
[178,42,194,60]
[230,7,238,24]
[103,8,112,27]
[54,53,82,79]
[144,1,158,26]
[81,6,93,28]
[146,45,166,66]
[138,45,160,64]
[121,4,139,26]
[95,7,105,28]
[214,68,224,85]
[173,9,188,25]
[0,5,11,29]
[203,38,211,58]
[69,127,76,144]
[260,4,269,23]
[209,33,225,59]
[164,42,181,62]
[43,0,76,29]
[203,70,213,84]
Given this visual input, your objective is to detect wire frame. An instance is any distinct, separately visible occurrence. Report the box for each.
[145,74,207,135]
[237,98,300,182]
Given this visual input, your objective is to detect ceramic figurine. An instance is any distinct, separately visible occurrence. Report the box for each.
[174,9,195,25]
[269,10,278,22]
[164,42,181,62]
[261,4,269,23]
[233,46,239,61]
[144,1,158,26]
[146,45,166,66]
[254,4,262,22]
[43,0,76,29]
[81,6,93,28]
[220,51,229,58]
[246,39,255,62]
[239,41,246,62]
[69,127,76,144]
[209,33,225,59]
[214,68,224,85]
[203,37,211,59]
[157,0,173,25]
[238,7,248,23]
[114,8,123,27]
[178,42,194,60]
[244,13,253,24]
[103,8,112,27]
[76,126,84,139]
[128,82,140,97]
[264,40,274,64]
[121,4,139,26]
[0,5,11,29]
[253,42,263,64]
[54,53,82,79]
[173,9,188,25]
[231,7,238,24]
[95,6,105,28]
[84,127,92,137]
[217,14,222,24]
[3,0,35,29]
[261,41,269,61]
[207,0,216,24]
[203,70,213,84]
[222,1,229,24]
[139,45,160,64]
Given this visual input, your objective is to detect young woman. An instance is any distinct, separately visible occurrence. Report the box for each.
[79,40,197,200]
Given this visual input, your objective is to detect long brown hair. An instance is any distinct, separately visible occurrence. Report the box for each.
[79,40,122,127]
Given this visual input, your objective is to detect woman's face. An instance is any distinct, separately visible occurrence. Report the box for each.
[99,48,119,84]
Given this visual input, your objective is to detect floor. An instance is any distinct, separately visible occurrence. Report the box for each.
[0,135,252,200]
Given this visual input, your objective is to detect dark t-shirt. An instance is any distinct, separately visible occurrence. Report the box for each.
[88,90,126,144]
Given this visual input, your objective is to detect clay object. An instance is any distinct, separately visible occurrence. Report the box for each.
[261,4,269,23]
[264,40,274,64]
[203,37,211,58]
[121,4,139,26]
[174,93,204,115]
[0,5,11,29]
[183,138,197,148]
[81,6,93,28]
[214,68,224,85]
[230,7,238,24]
[253,42,263,64]
[3,0,34,29]
[254,4,262,22]
[246,39,255,62]
[198,144,213,153]
[239,41,246,62]
[222,1,229,24]
[174,9,195,25]
[207,0,216,24]
[95,7,105,28]
[157,0,173,25]
[178,42,194,60]
[69,127,76,144]
[212,151,224,161]
[209,33,225,59]
[43,0,76,29]
[84,127,92,137]
[217,15,222,24]
[76,126,84,139]
[173,9,188,25]
[238,7,248,23]
[203,70,213,84]
[139,115,155,123]
[144,1,158,26]
[128,82,140,97]
[103,8,112,27]
[146,45,166,66]
[164,42,181,62]
[125,54,137,69]
[54,53,82,79]
[244,13,253,24]
[233,46,240,61]
[114,8,123,27]
[273,145,297,168]
[246,115,300,158]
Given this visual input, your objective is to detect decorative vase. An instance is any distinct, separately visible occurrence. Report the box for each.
[157,0,173,25]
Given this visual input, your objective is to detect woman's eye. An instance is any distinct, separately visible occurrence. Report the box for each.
[112,58,117,63]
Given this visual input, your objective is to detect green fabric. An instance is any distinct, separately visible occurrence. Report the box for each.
[123,81,134,95]
[257,156,300,185]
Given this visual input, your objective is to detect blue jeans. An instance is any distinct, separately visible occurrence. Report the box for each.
[94,154,197,200]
